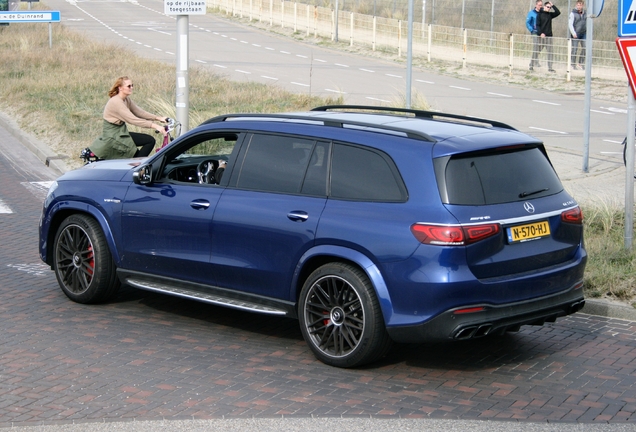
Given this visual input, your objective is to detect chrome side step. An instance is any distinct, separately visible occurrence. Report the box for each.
[126,278,288,316]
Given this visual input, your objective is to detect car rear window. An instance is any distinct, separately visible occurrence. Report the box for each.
[438,146,563,205]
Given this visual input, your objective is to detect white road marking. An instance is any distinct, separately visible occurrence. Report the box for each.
[18,181,55,202]
[600,106,627,114]
[280,51,291,54]
[532,100,560,106]
[296,54,308,58]
[291,82,310,87]
[416,79,434,84]
[261,76,278,80]
[326,89,347,94]
[335,63,349,68]
[528,126,568,134]
[604,139,624,144]
[6,263,50,277]
[386,74,402,78]
[195,59,207,63]
[236,70,251,74]
[359,68,375,73]
[0,199,12,214]
[450,85,471,90]
[266,47,275,50]
[214,64,227,68]
[487,92,512,97]
[366,96,391,103]
[591,109,614,115]
[315,59,327,62]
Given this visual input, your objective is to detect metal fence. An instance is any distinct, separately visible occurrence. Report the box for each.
[207,0,624,81]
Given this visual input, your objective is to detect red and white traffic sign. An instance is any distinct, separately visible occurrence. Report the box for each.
[616,37,636,98]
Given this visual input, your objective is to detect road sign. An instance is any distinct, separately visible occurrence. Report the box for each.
[164,0,206,15]
[616,37,636,98]
[620,0,636,36]
[0,10,59,22]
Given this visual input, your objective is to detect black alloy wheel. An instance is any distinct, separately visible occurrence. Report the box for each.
[53,214,119,304]
[299,263,392,368]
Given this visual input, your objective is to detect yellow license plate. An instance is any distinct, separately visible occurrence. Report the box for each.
[507,220,551,243]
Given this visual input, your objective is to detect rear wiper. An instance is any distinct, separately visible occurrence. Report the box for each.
[519,188,549,198]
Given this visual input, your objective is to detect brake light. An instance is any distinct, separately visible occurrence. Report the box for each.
[561,207,583,224]
[410,223,500,246]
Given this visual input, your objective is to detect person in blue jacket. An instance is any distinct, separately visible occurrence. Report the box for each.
[526,0,543,70]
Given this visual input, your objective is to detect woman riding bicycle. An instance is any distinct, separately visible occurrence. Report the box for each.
[90,76,169,160]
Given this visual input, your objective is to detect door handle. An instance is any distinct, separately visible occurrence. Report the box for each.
[190,199,211,210]
[287,211,309,222]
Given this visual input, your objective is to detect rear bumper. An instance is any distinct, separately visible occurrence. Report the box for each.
[386,282,585,343]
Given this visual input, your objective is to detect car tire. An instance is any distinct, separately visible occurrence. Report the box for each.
[53,214,120,304]
[298,263,392,368]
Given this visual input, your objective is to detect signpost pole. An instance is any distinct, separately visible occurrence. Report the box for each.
[626,89,635,249]
[176,14,189,134]
[164,1,206,135]
[582,0,594,172]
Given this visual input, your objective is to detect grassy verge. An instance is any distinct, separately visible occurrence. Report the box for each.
[0,19,634,306]
[0,21,340,169]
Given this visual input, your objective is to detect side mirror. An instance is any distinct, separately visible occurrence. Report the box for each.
[133,164,153,185]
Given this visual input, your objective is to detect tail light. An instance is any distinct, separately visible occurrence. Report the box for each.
[410,223,500,246]
[561,206,583,224]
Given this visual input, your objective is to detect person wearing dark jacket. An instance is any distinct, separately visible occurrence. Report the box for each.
[536,2,560,72]
[569,1,587,69]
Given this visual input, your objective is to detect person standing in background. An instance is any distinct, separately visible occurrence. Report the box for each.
[527,0,543,71]
[569,1,587,70]
[536,1,561,73]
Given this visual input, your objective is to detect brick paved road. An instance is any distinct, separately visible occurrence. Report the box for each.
[1,126,636,427]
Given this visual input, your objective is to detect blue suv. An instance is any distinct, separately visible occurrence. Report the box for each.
[39,106,586,367]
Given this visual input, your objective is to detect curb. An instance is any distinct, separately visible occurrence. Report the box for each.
[1,112,635,323]
[0,111,69,176]
[582,298,636,321]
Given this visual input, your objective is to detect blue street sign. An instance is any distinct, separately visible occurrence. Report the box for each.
[620,0,636,36]
[0,10,60,23]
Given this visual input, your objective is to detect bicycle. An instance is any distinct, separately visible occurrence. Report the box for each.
[80,118,180,164]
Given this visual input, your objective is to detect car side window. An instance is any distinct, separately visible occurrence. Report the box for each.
[236,134,318,194]
[330,143,407,202]
[159,133,239,184]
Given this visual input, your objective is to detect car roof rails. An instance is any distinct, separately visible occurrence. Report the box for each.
[311,105,518,131]
[201,112,437,142]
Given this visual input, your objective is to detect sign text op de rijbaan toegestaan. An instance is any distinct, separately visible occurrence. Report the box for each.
[164,0,206,15]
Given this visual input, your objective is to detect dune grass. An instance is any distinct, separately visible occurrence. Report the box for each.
[0,21,341,169]
[0,19,634,306]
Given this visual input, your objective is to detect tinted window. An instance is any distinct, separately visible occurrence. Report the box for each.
[443,147,563,205]
[330,143,406,202]
[300,141,330,196]
[236,134,316,194]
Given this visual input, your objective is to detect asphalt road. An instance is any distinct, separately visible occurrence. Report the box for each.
[46,0,629,162]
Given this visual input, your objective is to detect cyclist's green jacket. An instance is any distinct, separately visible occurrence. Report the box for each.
[90,120,136,160]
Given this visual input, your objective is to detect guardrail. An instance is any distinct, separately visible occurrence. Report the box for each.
[206,0,624,82]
